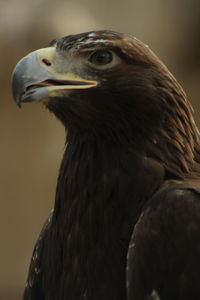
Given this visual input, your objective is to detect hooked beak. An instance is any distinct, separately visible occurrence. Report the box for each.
[11,47,98,107]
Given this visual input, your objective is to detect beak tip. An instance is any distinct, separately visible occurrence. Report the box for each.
[16,100,22,108]
[11,85,22,108]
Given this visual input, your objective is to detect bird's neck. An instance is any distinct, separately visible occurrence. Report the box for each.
[49,131,164,299]
[53,131,163,224]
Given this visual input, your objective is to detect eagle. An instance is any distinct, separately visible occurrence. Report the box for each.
[12,30,200,300]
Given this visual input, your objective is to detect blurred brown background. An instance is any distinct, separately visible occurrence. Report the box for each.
[1,0,200,299]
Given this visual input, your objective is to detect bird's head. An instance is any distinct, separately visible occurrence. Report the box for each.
[12,30,200,175]
[11,31,174,134]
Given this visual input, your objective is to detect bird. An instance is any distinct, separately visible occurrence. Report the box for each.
[11,30,200,300]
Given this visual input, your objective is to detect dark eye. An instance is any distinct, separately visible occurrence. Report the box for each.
[89,50,113,65]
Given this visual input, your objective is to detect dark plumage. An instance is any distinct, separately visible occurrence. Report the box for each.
[12,30,200,300]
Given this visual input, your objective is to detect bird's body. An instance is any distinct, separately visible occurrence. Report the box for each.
[24,138,164,300]
[12,30,200,300]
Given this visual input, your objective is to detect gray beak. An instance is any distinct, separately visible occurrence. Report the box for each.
[11,47,98,107]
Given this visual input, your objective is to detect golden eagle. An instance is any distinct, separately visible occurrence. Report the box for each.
[12,30,200,300]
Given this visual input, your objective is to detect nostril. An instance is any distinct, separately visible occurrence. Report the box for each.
[42,58,52,66]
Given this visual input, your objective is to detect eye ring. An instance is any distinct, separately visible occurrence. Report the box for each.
[89,50,113,66]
